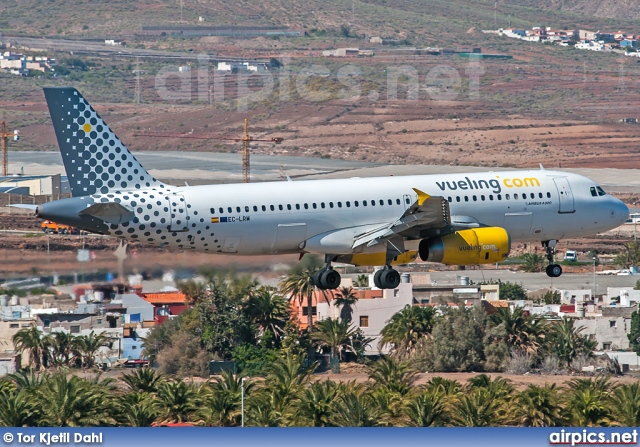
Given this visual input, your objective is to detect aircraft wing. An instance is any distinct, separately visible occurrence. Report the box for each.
[352,188,450,250]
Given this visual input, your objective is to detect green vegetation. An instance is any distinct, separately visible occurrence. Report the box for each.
[1,365,638,426]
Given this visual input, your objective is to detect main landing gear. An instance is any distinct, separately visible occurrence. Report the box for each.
[310,256,401,290]
[543,240,563,278]
[374,266,401,289]
[311,256,342,290]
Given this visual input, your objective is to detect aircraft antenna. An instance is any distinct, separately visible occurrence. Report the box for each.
[0,121,20,177]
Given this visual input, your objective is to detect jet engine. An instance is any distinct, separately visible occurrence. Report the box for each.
[419,227,511,265]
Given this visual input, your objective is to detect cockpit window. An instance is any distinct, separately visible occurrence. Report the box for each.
[590,187,597,197]
[596,186,606,196]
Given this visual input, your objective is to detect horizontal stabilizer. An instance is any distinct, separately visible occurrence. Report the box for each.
[79,202,134,224]
[8,204,38,210]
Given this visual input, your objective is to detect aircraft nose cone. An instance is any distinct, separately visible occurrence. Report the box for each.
[611,199,629,225]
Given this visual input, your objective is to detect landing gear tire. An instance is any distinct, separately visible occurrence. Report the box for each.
[312,268,341,290]
[546,264,562,278]
[374,267,401,289]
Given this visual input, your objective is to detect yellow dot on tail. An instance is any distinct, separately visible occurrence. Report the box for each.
[83,123,92,133]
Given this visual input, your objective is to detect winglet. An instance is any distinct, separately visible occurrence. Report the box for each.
[412,188,430,206]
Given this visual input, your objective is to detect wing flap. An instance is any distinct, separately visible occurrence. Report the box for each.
[352,189,450,249]
[79,202,134,224]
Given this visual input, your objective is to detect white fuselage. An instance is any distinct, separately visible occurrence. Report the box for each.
[95,169,628,258]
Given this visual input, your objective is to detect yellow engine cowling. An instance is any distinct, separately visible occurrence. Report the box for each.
[419,227,511,265]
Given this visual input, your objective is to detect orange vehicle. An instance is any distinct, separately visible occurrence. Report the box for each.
[41,220,82,235]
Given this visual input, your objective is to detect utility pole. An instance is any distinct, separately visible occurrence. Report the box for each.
[0,122,20,177]
[133,58,143,104]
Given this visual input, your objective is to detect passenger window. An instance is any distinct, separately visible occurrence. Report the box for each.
[262,205,266,211]
[497,194,502,200]
[287,204,292,210]
[371,200,376,206]
[530,193,535,199]
[346,201,351,207]
[448,197,452,203]
[312,203,317,209]
[489,195,493,201]
[270,205,275,211]
[363,201,368,207]
[355,201,359,207]
[245,206,249,212]
[278,205,283,211]
[379,200,384,206]
[405,197,410,204]
[396,198,401,205]
[304,203,309,209]
[388,199,392,205]
[228,207,232,213]
[253,206,258,212]
[236,206,241,213]
[546,192,551,198]
[514,194,518,200]
[456,197,461,202]
[481,195,485,201]
[329,202,334,208]
[505,194,510,200]
[219,207,224,214]
[210,208,215,214]
[538,193,543,199]
[321,203,326,209]
[472,195,477,201]
[337,202,342,208]
[295,204,300,210]
[464,196,469,202]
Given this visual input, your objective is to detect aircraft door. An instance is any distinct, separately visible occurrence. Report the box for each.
[553,177,575,214]
[272,223,307,253]
[167,194,189,232]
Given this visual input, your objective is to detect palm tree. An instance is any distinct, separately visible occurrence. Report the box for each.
[466,374,514,400]
[426,376,462,396]
[36,372,115,426]
[490,307,543,356]
[610,382,640,426]
[75,331,109,368]
[244,287,289,340]
[279,268,316,332]
[0,389,37,427]
[546,318,596,367]
[403,389,449,426]
[312,318,359,361]
[117,392,159,427]
[334,287,359,322]
[12,326,48,370]
[368,357,417,396]
[354,274,369,288]
[8,368,46,393]
[451,388,504,426]
[519,253,545,272]
[156,380,198,424]
[121,368,166,393]
[565,377,614,426]
[296,380,339,427]
[379,305,436,357]
[49,331,76,367]
[330,385,382,427]
[510,384,564,427]
[199,370,251,427]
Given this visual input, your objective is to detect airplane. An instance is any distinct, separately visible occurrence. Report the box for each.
[33,87,629,290]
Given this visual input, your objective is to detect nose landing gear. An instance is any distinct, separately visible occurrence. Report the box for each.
[542,240,563,278]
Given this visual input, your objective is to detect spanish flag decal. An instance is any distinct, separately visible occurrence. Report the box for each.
[211,217,220,223]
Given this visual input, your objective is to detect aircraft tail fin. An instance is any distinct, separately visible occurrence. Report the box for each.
[43,87,164,197]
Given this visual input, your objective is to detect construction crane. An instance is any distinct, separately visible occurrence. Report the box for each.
[0,122,20,177]
[134,118,283,183]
